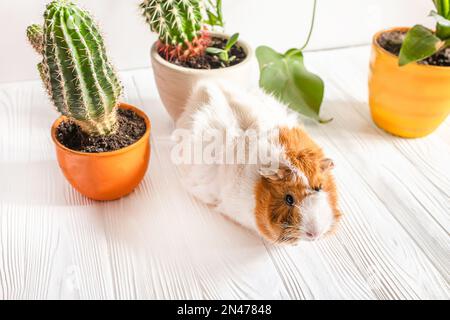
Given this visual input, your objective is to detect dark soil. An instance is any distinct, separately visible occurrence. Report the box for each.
[56,109,146,153]
[378,30,450,66]
[162,36,247,69]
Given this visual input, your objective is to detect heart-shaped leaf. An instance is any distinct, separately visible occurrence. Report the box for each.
[399,25,444,66]
[256,46,328,123]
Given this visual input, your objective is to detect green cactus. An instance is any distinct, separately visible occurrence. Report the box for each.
[27,0,122,136]
[140,0,210,59]
[27,24,44,53]
[140,0,203,45]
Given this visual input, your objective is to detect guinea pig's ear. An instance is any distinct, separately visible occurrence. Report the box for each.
[259,165,290,181]
[320,158,335,173]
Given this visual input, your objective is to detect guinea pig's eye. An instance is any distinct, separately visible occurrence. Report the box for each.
[284,194,295,206]
[313,185,323,192]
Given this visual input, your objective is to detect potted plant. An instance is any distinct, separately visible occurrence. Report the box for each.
[369,0,450,138]
[27,0,151,201]
[140,0,253,120]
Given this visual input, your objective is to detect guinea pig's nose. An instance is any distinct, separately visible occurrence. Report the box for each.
[306,231,318,239]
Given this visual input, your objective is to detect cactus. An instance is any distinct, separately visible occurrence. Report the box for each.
[140,0,210,60]
[27,0,122,136]
[27,24,44,53]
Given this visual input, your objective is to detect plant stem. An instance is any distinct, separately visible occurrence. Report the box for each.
[300,0,318,51]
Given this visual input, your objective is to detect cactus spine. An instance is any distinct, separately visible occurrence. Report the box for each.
[27,24,44,53]
[27,0,122,136]
[140,0,210,60]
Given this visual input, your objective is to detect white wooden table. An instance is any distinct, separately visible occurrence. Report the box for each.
[0,46,449,300]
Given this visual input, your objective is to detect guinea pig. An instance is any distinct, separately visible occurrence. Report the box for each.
[174,81,341,244]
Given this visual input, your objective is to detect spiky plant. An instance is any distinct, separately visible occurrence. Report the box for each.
[27,24,44,53]
[140,0,211,60]
[27,0,122,136]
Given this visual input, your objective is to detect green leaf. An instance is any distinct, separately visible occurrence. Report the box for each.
[430,10,450,39]
[206,12,221,27]
[206,47,229,62]
[225,33,240,52]
[205,0,224,28]
[219,51,229,62]
[437,23,450,40]
[430,10,450,26]
[399,25,444,66]
[206,47,225,55]
[434,0,450,18]
[256,46,328,123]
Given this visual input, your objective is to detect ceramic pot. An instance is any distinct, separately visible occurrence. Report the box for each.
[369,27,450,138]
[151,32,254,120]
[51,103,151,201]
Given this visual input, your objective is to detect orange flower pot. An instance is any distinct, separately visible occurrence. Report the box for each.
[369,27,450,138]
[51,103,151,201]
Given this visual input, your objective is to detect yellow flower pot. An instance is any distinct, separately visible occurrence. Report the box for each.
[369,27,450,138]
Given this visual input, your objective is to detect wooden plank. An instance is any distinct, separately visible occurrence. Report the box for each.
[0,204,62,299]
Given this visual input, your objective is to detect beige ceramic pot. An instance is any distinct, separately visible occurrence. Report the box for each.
[151,33,253,120]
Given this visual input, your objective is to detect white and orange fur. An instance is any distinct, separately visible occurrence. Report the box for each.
[175,81,341,244]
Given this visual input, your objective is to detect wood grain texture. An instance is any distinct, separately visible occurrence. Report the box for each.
[0,47,448,300]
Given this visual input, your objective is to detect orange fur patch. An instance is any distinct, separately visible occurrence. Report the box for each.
[254,127,341,244]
